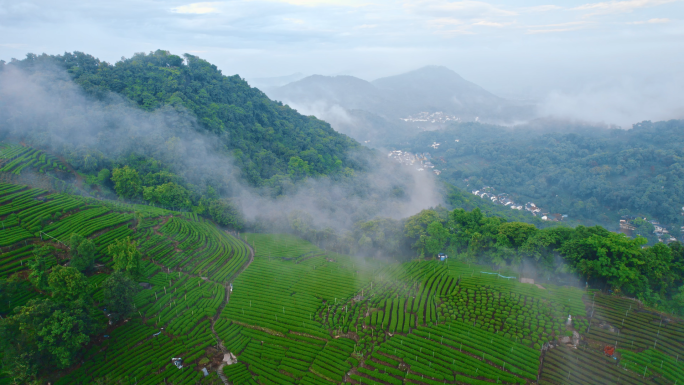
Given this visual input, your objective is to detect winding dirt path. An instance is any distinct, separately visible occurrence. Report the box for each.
[209,231,255,384]
[225,232,255,303]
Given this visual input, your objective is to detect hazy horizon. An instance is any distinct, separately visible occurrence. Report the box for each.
[1,0,683,126]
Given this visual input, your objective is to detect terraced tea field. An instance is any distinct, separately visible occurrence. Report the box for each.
[241,232,325,261]
[215,253,684,385]
[0,181,251,384]
[53,269,228,385]
[1,178,683,384]
[0,143,68,175]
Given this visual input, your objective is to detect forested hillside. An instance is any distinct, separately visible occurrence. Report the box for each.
[2,50,364,187]
[390,119,684,239]
[0,51,389,230]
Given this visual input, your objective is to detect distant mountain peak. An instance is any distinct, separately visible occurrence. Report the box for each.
[391,65,464,80]
[372,65,474,92]
[372,65,466,83]
[269,74,386,111]
[262,65,535,144]
[295,74,373,86]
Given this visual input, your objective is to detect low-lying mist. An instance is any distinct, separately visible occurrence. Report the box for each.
[538,76,684,128]
[0,63,443,239]
[266,69,684,143]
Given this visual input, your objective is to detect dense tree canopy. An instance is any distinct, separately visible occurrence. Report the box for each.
[69,233,96,272]
[102,272,140,323]
[142,182,192,209]
[27,247,52,292]
[107,237,141,276]
[397,207,684,314]
[0,298,96,382]
[392,120,684,238]
[48,265,90,303]
[7,50,363,187]
[111,166,142,200]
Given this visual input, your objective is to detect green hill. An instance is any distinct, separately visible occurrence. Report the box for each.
[1,50,365,187]
[0,51,379,229]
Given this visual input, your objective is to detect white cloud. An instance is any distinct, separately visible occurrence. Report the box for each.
[404,0,518,35]
[526,27,582,34]
[428,17,466,26]
[472,20,512,27]
[628,17,671,23]
[526,21,591,34]
[422,17,476,35]
[573,0,677,16]
[265,0,368,6]
[171,2,221,14]
[522,5,564,12]
[405,0,517,18]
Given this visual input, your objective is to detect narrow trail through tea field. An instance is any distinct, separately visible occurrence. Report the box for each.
[212,233,255,384]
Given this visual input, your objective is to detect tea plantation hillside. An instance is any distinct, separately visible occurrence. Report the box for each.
[216,254,683,385]
[0,143,69,175]
[241,232,326,262]
[0,142,76,193]
[1,180,684,384]
[0,180,250,384]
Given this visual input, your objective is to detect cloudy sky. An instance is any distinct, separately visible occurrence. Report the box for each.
[1,0,683,123]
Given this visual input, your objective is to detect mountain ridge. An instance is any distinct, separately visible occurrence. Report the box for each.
[266,65,536,145]
[371,65,505,117]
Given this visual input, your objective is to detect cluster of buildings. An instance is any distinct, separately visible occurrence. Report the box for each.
[471,188,523,211]
[523,202,567,221]
[618,219,636,236]
[619,218,677,243]
[469,187,682,242]
[470,188,569,221]
[387,150,441,175]
[652,222,673,241]
[400,111,460,124]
